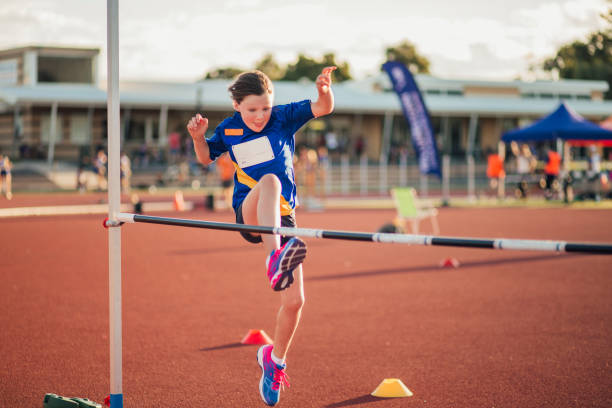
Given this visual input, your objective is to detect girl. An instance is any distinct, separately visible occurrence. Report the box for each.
[187,66,336,406]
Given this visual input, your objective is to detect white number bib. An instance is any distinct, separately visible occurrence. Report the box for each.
[231,136,275,168]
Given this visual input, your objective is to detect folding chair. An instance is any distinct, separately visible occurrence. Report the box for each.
[390,187,440,235]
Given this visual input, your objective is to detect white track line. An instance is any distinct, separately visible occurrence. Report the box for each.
[0,201,193,218]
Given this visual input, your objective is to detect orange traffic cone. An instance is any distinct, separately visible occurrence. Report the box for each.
[440,257,460,268]
[241,329,273,345]
[173,190,185,211]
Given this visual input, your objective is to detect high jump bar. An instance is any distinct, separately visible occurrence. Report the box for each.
[113,213,612,254]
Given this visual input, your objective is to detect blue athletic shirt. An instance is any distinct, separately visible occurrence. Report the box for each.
[206,100,314,216]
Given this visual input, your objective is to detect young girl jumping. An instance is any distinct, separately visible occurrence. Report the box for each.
[187,66,336,406]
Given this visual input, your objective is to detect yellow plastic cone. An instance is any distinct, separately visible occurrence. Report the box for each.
[371,378,413,398]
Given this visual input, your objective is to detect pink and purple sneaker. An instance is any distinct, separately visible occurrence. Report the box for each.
[266,237,306,291]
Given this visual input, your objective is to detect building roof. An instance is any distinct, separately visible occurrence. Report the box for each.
[0,45,100,58]
[1,76,611,118]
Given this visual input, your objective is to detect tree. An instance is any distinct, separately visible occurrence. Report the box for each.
[542,9,612,99]
[254,53,285,80]
[202,52,352,82]
[204,67,243,80]
[282,53,352,82]
[383,40,430,74]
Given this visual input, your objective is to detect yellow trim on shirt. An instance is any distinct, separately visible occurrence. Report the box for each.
[232,162,293,216]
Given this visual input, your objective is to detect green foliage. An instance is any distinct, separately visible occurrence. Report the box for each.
[383,40,430,74]
[203,53,351,82]
[204,67,243,80]
[281,53,352,82]
[542,9,612,99]
[254,53,285,80]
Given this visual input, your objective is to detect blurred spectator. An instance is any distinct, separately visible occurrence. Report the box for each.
[154,172,165,187]
[588,145,601,180]
[354,134,366,158]
[76,154,89,193]
[0,152,13,200]
[120,151,132,193]
[178,159,190,184]
[136,142,149,168]
[296,147,319,207]
[150,146,163,164]
[93,148,107,191]
[486,149,505,199]
[19,143,30,159]
[325,130,338,152]
[587,145,608,201]
[511,142,536,199]
[216,152,235,210]
[184,136,200,176]
[168,131,181,164]
[131,193,143,214]
[317,146,329,198]
[561,143,574,203]
[543,148,561,200]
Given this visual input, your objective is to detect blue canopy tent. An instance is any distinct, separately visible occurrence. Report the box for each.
[502,102,612,142]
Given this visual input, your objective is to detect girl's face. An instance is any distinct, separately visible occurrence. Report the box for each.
[233,93,273,133]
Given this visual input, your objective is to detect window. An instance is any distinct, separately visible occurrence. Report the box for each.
[40,114,63,143]
[0,59,18,86]
[125,117,159,143]
[38,56,93,84]
[70,115,90,145]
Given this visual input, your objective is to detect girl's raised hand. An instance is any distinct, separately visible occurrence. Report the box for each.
[316,66,337,94]
[187,113,209,140]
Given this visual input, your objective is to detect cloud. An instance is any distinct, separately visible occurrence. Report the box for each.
[430,43,527,80]
[0,1,102,48]
[0,0,608,81]
[418,0,610,80]
[512,0,608,53]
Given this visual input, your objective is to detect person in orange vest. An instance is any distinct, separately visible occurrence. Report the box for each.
[544,148,561,200]
[486,149,506,199]
[216,152,235,209]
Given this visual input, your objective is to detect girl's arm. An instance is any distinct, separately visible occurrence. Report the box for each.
[311,66,337,118]
[187,114,213,166]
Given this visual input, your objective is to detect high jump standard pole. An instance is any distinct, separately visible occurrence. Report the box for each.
[106,0,123,407]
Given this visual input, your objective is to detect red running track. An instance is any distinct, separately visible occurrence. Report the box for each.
[1,198,611,407]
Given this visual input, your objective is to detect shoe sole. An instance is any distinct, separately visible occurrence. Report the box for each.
[271,238,307,291]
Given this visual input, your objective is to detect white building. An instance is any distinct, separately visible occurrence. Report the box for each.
[1,45,611,165]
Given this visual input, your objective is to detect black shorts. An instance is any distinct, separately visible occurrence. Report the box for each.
[221,179,232,188]
[235,203,296,246]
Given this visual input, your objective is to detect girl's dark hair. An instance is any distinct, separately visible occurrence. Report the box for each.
[228,70,273,104]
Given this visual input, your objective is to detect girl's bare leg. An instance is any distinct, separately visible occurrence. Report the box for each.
[241,174,281,254]
[272,264,304,360]
[241,174,304,360]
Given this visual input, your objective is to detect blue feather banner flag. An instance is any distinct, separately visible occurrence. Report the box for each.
[382,61,440,176]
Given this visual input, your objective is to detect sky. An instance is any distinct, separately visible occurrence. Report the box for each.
[0,0,609,82]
